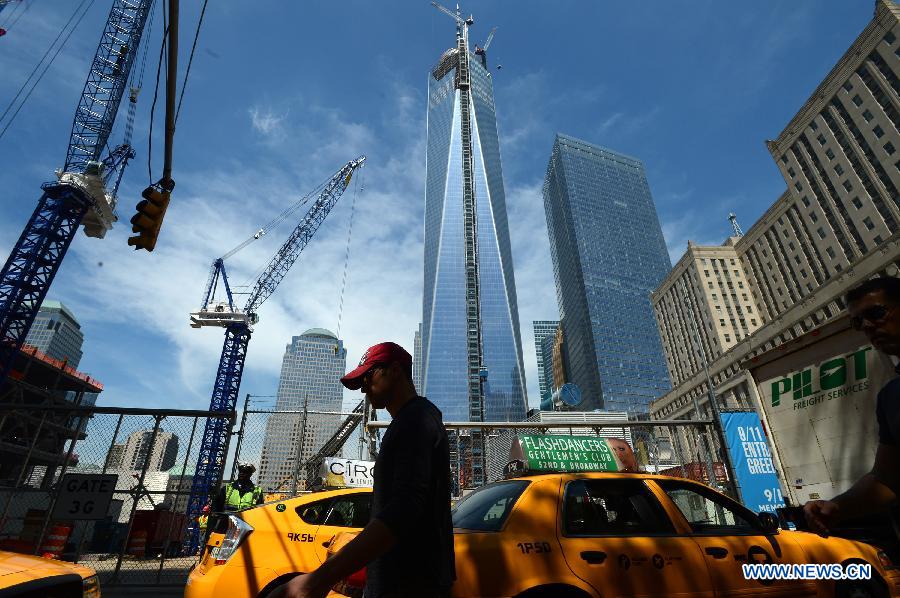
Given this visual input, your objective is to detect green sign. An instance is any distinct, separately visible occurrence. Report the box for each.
[769,347,871,409]
[512,434,621,473]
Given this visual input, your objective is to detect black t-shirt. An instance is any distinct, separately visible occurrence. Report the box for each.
[367,396,455,597]
[877,369,900,446]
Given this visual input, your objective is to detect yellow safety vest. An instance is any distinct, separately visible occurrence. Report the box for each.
[198,514,208,530]
[224,483,262,510]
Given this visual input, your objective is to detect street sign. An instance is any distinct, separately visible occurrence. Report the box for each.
[52,473,118,520]
[719,411,785,513]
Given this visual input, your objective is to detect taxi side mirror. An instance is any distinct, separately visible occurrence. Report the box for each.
[758,512,779,533]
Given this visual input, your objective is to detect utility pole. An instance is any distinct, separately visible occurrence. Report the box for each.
[678,280,742,500]
[290,396,309,496]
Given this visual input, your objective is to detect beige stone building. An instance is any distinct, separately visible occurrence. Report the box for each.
[651,0,900,422]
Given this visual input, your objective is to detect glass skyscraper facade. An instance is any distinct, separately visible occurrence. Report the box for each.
[543,134,671,414]
[422,30,527,423]
[258,328,346,491]
[532,320,559,400]
[25,300,84,368]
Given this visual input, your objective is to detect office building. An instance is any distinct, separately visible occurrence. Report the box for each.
[258,329,347,491]
[543,134,672,414]
[421,13,527,424]
[413,323,423,392]
[651,0,900,424]
[532,320,559,400]
[120,429,179,472]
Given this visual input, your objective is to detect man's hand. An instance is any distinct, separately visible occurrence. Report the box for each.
[803,499,840,535]
[270,572,331,598]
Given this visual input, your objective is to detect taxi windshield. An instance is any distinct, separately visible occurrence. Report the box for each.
[452,480,529,531]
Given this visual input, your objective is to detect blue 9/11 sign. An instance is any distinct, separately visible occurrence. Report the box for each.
[720,411,786,513]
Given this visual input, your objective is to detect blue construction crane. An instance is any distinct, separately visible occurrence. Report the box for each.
[182,155,366,554]
[0,0,155,385]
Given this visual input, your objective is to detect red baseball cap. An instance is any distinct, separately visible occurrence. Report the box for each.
[341,342,412,390]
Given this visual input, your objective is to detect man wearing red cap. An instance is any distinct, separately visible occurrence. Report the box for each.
[279,342,455,598]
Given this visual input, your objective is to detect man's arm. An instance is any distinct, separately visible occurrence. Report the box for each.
[277,519,397,597]
[212,486,226,513]
[805,443,898,533]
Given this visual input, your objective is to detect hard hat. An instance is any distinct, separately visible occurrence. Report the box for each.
[202,505,210,513]
[237,462,256,473]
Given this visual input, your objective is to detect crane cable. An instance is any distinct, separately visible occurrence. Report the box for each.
[0,0,30,33]
[147,0,168,182]
[0,0,93,142]
[174,0,208,124]
[336,167,364,340]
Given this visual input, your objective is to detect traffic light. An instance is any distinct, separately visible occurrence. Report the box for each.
[127,185,171,252]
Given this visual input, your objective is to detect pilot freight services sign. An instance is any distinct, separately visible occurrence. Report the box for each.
[720,411,785,513]
[510,434,637,474]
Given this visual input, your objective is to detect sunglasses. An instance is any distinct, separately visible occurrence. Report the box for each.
[361,365,386,385]
[850,305,890,330]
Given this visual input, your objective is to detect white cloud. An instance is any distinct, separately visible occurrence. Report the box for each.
[248,106,288,138]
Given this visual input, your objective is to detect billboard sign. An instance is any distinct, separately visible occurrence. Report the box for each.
[720,411,785,513]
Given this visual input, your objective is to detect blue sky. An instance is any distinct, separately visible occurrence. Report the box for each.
[0,1,876,413]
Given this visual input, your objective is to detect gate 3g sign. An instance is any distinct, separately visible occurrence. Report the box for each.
[51,473,118,520]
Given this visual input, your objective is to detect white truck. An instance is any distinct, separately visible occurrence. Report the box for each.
[744,313,895,507]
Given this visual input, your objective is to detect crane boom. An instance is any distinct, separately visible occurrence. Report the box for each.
[181,156,366,554]
[0,0,155,388]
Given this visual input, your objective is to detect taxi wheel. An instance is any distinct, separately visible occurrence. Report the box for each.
[259,573,301,598]
[515,584,592,598]
[835,579,888,598]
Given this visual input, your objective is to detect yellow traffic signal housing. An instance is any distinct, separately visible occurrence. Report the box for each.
[127,185,171,252]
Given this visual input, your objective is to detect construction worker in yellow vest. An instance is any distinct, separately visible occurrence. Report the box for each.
[198,504,211,532]
[213,462,264,513]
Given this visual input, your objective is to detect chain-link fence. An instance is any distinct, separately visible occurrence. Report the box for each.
[0,403,234,587]
[231,398,368,500]
[366,417,736,501]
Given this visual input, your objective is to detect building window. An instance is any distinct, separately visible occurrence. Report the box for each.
[836,263,843,272]
[704,270,710,277]
[787,167,796,178]
[834,164,844,176]
[810,211,818,223]
[842,180,853,192]
[788,241,795,251]
[719,319,726,326]
[734,270,740,277]
[875,235,884,244]
[747,305,753,313]
[738,282,744,288]
[800,269,808,279]
[751,319,758,326]
[825,148,835,160]
[801,195,810,207]
[852,95,863,107]
[842,81,853,92]
[874,125,885,138]
[826,246,836,259]
[863,216,875,230]
[794,255,802,264]
[885,31,897,44]
[817,133,827,145]
[742,293,748,300]
[780,155,788,164]
[885,142,896,156]
[724,334,731,342]
[817,227,827,239]
[852,196,863,209]
[810,119,819,130]
[777,216,784,226]
[862,109,874,122]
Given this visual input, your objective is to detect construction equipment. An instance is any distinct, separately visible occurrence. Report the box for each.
[0,0,156,388]
[181,156,366,554]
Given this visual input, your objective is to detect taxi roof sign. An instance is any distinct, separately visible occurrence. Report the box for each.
[504,434,639,478]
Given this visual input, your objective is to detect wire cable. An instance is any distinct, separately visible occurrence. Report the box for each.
[175,0,208,124]
[336,168,363,339]
[1,0,31,33]
[0,0,87,130]
[0,0,94,142]
[147,0,168,182]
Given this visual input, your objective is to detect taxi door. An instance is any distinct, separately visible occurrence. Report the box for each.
[311,492,371,563]
[557,476,715,597]
[651,479,816,597]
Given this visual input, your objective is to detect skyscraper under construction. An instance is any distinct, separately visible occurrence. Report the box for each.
[422,5,527,486]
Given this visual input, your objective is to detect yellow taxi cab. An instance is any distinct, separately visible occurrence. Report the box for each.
[0,548,101,596]
[327,434,900,598]
[185,485,372,598]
